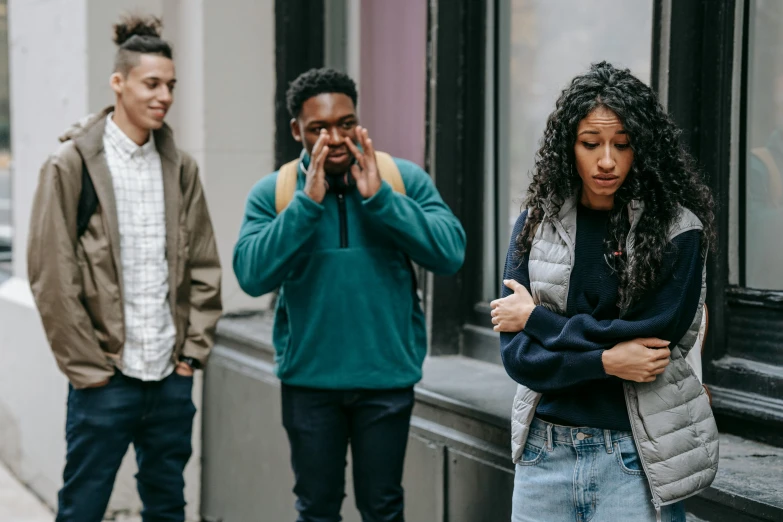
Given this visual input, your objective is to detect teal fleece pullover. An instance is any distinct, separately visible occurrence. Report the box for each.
[233,153,466,389]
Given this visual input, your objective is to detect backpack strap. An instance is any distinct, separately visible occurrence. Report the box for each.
[370,152,415,293]
[274,151,406,214]
[76,156,98,237]
[275,158,300,214]
[76,150,190,237]
[375,151,405,196]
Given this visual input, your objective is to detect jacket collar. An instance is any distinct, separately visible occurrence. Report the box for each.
[70,106,180,163]
[69,107,182,309]
[548,194,644,254]
[553,194,644,227]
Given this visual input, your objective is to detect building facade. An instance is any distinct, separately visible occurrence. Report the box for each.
[0,0,277,518]
[0,0,781,521]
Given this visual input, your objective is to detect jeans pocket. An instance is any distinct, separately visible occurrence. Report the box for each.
[614,437,644,475]
[517,434,546,466]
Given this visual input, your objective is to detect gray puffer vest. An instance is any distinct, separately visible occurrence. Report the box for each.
[509,196,719,509]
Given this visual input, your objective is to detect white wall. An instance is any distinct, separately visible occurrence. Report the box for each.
[9,0,89,278]
[164,0,277,312]
[0,0,276,518]
[1,0,92,509]
[197,0,277,312]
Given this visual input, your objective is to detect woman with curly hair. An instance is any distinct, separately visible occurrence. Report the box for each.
[490,62,719,522]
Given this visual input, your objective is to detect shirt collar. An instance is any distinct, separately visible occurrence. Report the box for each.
[104,112,156,160]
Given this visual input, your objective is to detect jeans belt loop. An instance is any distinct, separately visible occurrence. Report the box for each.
[546,423,554,451]
[604,429,613,453]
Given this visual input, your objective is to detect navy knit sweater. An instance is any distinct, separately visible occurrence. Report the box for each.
[499,205,703,430]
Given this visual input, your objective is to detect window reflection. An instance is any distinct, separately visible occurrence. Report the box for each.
[495,0,653,298]
[745,0,783,290]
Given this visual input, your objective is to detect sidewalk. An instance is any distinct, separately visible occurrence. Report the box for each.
[0,463,52,522]
[0,462,148,522]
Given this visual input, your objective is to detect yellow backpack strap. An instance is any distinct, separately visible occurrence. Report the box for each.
[275,158,300,214]
[375,151,406,195]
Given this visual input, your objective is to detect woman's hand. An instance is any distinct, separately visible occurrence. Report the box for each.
[602,338,671,382]
[490,279,536,332]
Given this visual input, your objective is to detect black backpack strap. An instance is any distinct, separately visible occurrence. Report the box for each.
[76,158,98,237]
[405,256,419,297]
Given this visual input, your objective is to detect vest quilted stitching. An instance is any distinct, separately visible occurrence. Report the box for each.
[509,198,719,507]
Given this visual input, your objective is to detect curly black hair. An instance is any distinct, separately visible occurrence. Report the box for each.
[517,61,715,309]
[113,15,173,75]
[286,68,358,118]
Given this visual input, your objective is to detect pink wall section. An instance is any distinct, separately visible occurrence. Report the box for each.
[359,0,428,167]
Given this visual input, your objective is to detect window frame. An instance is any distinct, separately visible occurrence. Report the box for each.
[662,0,783,443]
[274,0,325,170]
[426,0,491,357]
[429,0,660,364]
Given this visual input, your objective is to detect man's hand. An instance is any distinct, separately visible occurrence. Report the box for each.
[602,338,671,383]
[303,130,330,204]
[490,279,536,332]
[175,361,195,377]
[84,377,111,388]
[346,126,382,199]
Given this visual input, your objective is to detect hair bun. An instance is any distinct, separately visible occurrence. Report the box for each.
[113,15,163,46]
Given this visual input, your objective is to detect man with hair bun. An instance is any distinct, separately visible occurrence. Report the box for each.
[27,15,222,522]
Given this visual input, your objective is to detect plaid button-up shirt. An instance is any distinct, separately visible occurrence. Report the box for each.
[103,114,176,381]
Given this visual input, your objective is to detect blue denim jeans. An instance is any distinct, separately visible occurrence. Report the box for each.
[511,417,686,522]
[56,371,196,522]
[281,384,415,522]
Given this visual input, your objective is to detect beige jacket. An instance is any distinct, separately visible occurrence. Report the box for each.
[27,107,222,388]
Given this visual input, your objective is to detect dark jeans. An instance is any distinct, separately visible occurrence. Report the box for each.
[281,384,415,522]
[56,371,196,522]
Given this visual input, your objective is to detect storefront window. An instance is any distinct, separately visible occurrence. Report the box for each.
[489,0,653,299]
[745,0,783,290]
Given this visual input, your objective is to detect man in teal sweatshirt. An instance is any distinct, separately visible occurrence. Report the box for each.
[233,68,465,521]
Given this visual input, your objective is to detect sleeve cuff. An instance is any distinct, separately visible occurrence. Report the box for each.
[585,349,609,379]
[289,190,325,216]
[524,305,569,341]
[362,180,393,212]
[182,339,210,366]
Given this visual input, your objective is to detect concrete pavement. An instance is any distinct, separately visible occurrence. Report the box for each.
[0,463,52,522]
[0,463,143,522]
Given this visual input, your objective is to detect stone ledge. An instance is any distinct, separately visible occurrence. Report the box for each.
[215,313,783,521]
[690,433,783,521]
[216,312,516,429]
